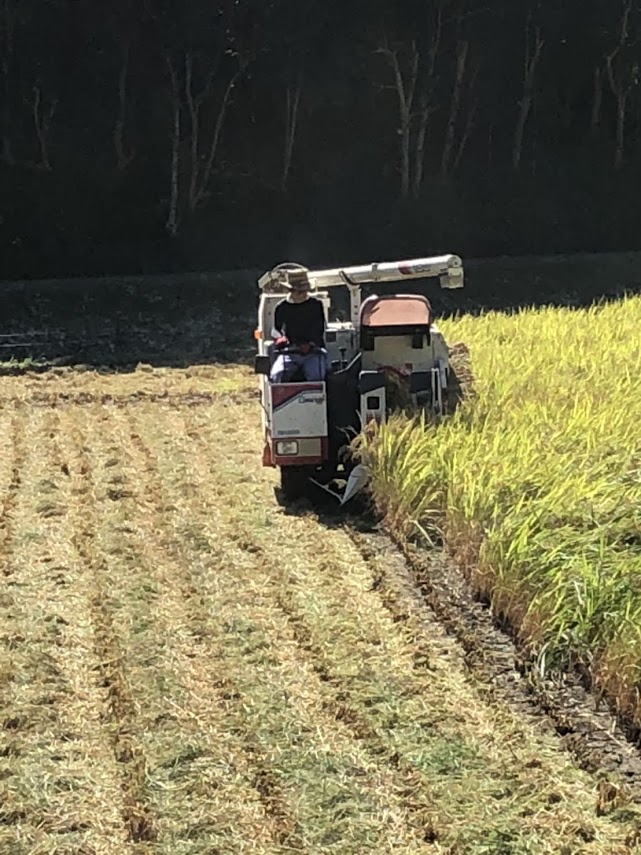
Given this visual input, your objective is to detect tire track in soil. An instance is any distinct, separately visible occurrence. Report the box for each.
[192,507,441,811]
[254,568,444,847]
[101,405,294,852]
[164,408,464,774]
[250,464,641,816]
[0,407,130,852]
[5,370,638,850]
[38,409,132,849]
[188,500,502,852]
[0,405,27,577]
[369,530,641,800]
[282,500,641,834]
[126,405,439,851]
[186,400,641,851]
[213,384,641,804]
[260,506,641,838]
[57,407,157,846]
[0,406,35,841]
[0,405,26,747]
[127,405,441,853]
[9,390,223,409]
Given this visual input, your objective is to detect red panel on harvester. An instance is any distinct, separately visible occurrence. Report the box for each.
[360,294,431,328]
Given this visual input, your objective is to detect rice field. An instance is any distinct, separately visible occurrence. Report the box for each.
[362,295,641,732]
[2,363,641,852]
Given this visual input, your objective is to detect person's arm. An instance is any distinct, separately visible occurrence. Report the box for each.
[271,301,289,347]
[273,301,285,336]
[310,299,326,347]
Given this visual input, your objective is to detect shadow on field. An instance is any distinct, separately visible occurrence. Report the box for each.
[2,251,641,370]
[0,269,261,370]
[273,484,378,533]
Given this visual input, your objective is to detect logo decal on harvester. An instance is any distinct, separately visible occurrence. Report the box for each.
[399,261,434,275]
[271,383,325,412]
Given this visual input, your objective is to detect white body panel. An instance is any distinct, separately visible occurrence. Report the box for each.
[360,386,386,426]
[325,322,358,366]
[270,383,328,440]
[361,323,449,374]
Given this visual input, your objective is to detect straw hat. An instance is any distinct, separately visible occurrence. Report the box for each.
[284,269,312,292]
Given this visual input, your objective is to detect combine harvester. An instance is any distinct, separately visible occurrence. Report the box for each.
[255,254,465,501]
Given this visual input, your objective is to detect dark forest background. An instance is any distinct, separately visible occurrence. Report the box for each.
[0,0,639,280]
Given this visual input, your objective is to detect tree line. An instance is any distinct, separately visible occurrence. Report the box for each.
[0,0,639,277]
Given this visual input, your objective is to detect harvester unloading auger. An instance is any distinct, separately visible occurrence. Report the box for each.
[255,254,467,502]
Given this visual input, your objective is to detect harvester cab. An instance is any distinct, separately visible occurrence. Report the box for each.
[255,255,464,501]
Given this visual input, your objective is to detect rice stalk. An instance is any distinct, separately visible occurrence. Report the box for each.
[362,295,641,725]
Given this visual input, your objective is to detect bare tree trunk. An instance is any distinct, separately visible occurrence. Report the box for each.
[165,50,247,225]
[0,0,14,163]
[114,41,134,171]
[512,16,544,171]
[605,2,637,170]
[614,98,627,169]
[441,39,468,180]
[165,58,181,238]
[379,40,419,199]
[182,53,218,210]
[606,52,633,169]
[453,96,478,173]
[398,46,418,200]
[412,93,431,199]
[281,78,302,192]
[591,65,603,134]
[29,85,57,170]
[400,112,411,199]
[412,7,442,199]
[452,61,479,174]
[167,102,180,236]
[531,103,539,177]
[184,54,201,212]
[512,109,528,171]
[180,51,243,212]
[191,69,241,209]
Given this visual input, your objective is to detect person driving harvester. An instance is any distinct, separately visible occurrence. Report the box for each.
[270,269,327,382]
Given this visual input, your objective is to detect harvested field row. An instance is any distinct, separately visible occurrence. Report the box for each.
[0,366,640,853]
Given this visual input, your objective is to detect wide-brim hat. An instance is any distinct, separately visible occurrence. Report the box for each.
[284,270,312,292]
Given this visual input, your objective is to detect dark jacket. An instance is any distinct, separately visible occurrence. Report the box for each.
[273,297,325,347]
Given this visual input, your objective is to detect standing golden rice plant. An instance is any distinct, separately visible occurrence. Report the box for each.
[359,296,641,727]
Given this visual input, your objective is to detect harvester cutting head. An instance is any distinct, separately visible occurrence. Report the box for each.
[255,254,465,501]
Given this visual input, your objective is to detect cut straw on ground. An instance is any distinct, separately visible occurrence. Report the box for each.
[1,364,641,853]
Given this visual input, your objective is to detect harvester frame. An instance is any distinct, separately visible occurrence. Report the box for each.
[255,254,465,501]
